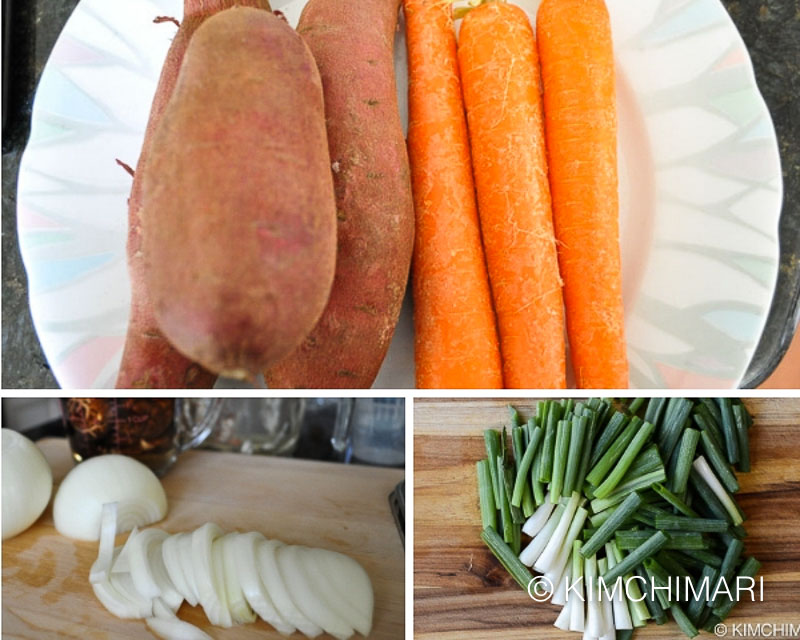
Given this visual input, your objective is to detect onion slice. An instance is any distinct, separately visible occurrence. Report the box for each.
[232,532,294,634]
[90,502,118,584]
[179,533,201,606]
[257,539,323,637]
[191,522,230,627]
[146,597,213,640]
[219,532,256,625]
[311,548,374,631]
[299,547,372,637]
[276,544,354,640]
[162,533,196,606]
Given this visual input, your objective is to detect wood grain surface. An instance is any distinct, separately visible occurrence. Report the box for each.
[2,440,405,639]
[414,398,800,639]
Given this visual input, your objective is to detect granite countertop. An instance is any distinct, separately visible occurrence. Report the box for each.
[2,0,799,389]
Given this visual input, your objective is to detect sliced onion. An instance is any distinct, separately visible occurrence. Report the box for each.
[219,533,256,625]
[257,539,323,637]
[89,502,118,584]
[93,548,152,619]
[146,597,213,640]
[191,522,230,627]
[111,526,139,574]
[162,533,195,606]
[2,429,53,540]
[178,533,201,606]
[129,528,182,610]
[276,544,354,640]
[211,536,234,626]
[53,455,167,541]
[298,547,372,637]
[232,532,294,634]
[311,547,374,632]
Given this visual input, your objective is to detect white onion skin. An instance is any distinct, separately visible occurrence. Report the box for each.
[2,429,53,540]
[53,454,167,541]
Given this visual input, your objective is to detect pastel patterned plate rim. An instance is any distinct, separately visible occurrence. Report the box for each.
[16,0,783,389]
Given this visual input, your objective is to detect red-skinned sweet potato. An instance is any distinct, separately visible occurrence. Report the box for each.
[141,7,337,379]
[116,0,271,389]
[265,0,415,389]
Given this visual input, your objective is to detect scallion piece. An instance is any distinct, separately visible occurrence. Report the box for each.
[484,430,502,506]
[699,430,739,493]
[716,398,740,465]
[593,420,656,499]
[590,468,667,513]
[670,602,699,638]
[657,398,692,463]
[538,402,561,483]
[502,463,524,525]
[549,420,571,503]
[582,492,643,558]
[687,565,717,623]
[602,531,669,584]
[643,557,671,609]
[531,444,545,506]
[562,416,587,497]
[480,527,534,590]
[652,483,699,518]
[511,426,525,473]
[627,398,645,414]
[692,409,725,452]
[732,403,751,473]
[711,556,761,619]
[615,530,707,551]
[670,428,700,495]
[589,411,630,469]
[587,417,643,488]
[681,549,723,569]
[708,538,744,609]
[644,397,668,430]
[508,404,522,427]
[511,426,543,508]
[692,457,744,525]
[636,565,667,625]
[496,456,513,543]
[476,460,496,531]
[654,515,729,533]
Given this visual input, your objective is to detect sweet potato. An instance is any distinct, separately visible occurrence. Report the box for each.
[141,7,337,379]
[265,0,414,389]
[116,0,271,389]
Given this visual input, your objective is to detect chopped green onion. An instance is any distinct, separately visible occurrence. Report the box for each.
[732,403,751,473]
[670,428,700,495]
[549,419,571,503]
[484,430,501,506]
[670,602,699,638]
[615,530,707,551]
[711,556,761,619]
[716,399,740,465]
[590,468,667,513]
[593,420,656,499]
[652,483,699,518]
[511,426,543,508]
[627,398,645,414]
[699,430,739,493]
[508,404,522,427]
[644,397,668,430]
[502,463,524,525]
[603,531,669,584]
[636,565,667,625]
[538,402,561,483]
[681,549,723,568]
[654,515,729,533]
[476,460,496,531]
[658,398,692,463]
[687,565,717,623]
[582,492,643,558]
[692,408,725,452]
[708,538,744,609]
[692,457,744,525]
[562,416,588,497]
[587,416,643,487]
[480,527,534,590]
[589,411,630,470]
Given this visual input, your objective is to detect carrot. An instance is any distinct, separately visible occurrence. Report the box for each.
[116,0,270,389]
[457,1,566,389]
[537,0,628,389]
[404,0,503,389]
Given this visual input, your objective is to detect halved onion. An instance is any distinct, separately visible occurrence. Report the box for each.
[53,455,167,541]
[2,429,53,540]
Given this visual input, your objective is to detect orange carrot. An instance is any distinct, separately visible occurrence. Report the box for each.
[537,0,628,389]
[404,0,503,389]
[457,1,566,389]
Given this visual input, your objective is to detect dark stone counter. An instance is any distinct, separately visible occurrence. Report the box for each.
[2,0,798,389]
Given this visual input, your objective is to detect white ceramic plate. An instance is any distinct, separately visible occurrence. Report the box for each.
[17,0,782,389]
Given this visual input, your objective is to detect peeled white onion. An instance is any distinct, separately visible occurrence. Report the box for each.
[53,454,167,541]
[2,429,53,540]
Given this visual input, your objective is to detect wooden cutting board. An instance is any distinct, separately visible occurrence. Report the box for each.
[414,398,800,639]
[2,440,405,639]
